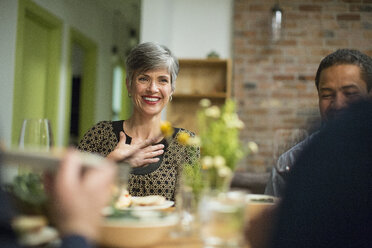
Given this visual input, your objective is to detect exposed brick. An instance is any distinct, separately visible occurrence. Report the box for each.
[364,30,372,38]
[284,21,298,29]
[362,21,372,29]
[273,75,295,81]
[298,92,318,98]
[324,5,348,12]
[249,108,269,115]
[249,39,269,46]
[322,30,335,38]
[244,82,257,90]
[350,4,372,12]
[273,57,295,63]
[233,0,372,171]
[261,48,283,55]
[278,109,293,115]
[277,39,297,46]
[299,39,323,46]
[337,14,361,21]
[286,12,310,20]
[325,39,349,46]
[299,5,322,11]
[298,75,315,81]
[249,4,268,12]
[350,37,372,47]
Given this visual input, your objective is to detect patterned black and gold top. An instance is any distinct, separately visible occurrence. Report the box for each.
[77,120,199,201]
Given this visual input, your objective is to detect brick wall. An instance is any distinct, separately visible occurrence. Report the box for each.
[233,0,372,172]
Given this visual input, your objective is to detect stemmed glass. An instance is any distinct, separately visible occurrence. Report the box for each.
[272,129,308,177]
[18,119,53,152]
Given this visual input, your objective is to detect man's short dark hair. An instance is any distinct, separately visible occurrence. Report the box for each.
[315,49,372,92]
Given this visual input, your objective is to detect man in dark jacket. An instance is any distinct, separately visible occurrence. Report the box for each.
[265,49,372,197]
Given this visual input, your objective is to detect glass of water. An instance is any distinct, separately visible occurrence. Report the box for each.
[199,190,246,248]
[18,118,53,152]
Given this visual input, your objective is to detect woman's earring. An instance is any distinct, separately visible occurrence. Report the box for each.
[128,92,132,97]
[169,95,173,102]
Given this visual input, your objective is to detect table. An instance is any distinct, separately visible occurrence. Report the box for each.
[151,233,251,248]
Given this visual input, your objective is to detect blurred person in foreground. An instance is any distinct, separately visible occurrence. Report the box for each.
[0,150,116,248]
[265,48,372,197]
[78,42,198,202]
[247,98,372,248]
[268,98,372,248]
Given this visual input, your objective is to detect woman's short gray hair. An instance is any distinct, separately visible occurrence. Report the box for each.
[126,42,179,91]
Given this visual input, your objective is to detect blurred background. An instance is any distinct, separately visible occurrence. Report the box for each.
[1,0,371,181]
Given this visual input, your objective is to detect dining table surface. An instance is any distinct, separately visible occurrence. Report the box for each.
[151,234,251,248]
[98,196,277,248]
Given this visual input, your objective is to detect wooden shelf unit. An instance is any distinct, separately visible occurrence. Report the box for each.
[167,58,232,133]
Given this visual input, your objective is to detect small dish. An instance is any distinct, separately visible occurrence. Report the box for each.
[245,194,279,220]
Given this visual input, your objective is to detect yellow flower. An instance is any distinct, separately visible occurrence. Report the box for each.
[177,131,190,145]
[201,156,213,170]
[160,121,174,138]
[199,98,211,108]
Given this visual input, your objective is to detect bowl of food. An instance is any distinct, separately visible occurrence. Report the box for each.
[99,188,177,247]
[11,215,58,247]
[99,209,178,247]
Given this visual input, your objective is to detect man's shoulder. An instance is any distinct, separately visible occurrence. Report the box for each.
[278,132,318,164]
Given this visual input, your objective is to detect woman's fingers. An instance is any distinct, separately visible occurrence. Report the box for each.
[143,149,164,159]
[141,143,164,153]
[131,157,160,168]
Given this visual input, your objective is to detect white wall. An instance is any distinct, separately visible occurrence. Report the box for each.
[140,0,233,59]
[0,0,115,147]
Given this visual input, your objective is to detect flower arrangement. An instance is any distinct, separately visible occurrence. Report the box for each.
[161,99,258,195]
[197,98,256,191]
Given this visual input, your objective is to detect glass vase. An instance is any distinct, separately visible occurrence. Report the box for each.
[199,190,246,248]
[204,167,233,193]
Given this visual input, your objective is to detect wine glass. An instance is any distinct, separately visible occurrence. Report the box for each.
[272,129,308,177]
[18,119,53,152]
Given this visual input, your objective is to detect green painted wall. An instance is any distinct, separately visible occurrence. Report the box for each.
[12,0,62,146]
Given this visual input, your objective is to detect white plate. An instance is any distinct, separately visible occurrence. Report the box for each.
[128,200,174,211]
[102,200,175,216]
[246,194,279,204]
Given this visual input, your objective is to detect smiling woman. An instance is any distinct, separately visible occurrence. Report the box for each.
[78,42,199,202]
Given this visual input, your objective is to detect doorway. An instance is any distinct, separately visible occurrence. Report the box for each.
[65,29,97,146]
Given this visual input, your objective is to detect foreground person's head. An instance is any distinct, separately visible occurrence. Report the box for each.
[270,98,372,248]
[315,49,372,122]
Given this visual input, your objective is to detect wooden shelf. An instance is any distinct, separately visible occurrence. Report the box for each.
[173,93,227,99]
[167,58,232,133]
